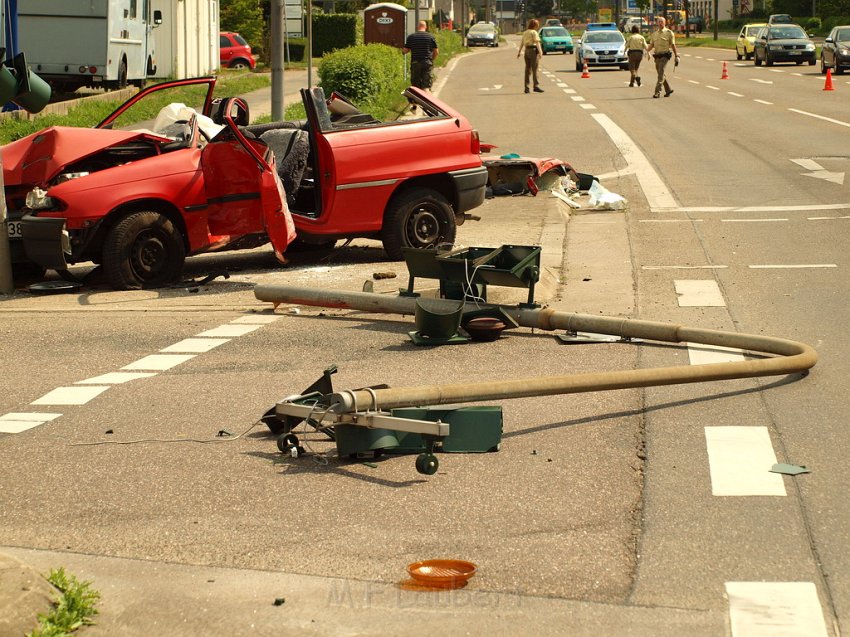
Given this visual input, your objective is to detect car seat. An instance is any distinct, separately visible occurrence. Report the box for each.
[259,128,310,206]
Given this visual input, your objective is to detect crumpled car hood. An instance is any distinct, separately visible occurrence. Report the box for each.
[2,126,162,186]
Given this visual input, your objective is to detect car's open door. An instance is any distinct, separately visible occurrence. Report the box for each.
[200,97,295,260]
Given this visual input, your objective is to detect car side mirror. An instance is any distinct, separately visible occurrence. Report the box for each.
[825,37,834,43]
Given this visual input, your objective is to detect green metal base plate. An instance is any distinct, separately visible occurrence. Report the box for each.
[408,331,470,346]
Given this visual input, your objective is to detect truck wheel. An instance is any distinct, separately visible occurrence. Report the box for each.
[382,188,456,261]
[117,59,128,89]
[103,211,185,290]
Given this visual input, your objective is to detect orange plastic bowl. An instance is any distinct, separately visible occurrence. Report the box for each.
[406,559,477,588]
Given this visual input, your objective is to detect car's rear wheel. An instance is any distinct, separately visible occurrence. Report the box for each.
[103,211,186,290]
[821,56,827,73]
[229,58,251,70]
[382,188,456,261]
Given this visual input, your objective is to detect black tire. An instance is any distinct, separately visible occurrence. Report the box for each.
[575,58,582,72]
[745,50,752,60]
[838,66,846,75]
[381,188,456,261]
[755,52,762,66]
[229,58,251,70]
[102,211,185,290]
[765,53,773,67]
[821,56,826,73]
[736,48,743,60]
[808,58,815,66]
[117,59,128,89]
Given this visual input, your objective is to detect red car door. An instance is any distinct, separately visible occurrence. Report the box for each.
[200,98,295,259]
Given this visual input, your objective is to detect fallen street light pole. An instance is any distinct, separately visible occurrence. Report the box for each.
[254,284,818,414]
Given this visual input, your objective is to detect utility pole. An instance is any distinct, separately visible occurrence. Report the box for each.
[271,0,285,121]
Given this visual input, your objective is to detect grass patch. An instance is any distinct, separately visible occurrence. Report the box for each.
[27,567,101,637]
[678,36,738,49]
[0,73,271,144]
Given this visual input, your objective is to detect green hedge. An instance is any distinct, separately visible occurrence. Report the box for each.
[313,13,358,56]
[319,43,405,104]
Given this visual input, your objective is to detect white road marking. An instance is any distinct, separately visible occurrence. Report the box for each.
[791,158,824,170]
[726,582,829,637]
[592,113,678,209]
[32,386,111,406]
[667,203,850,213]
[674,280,726,307]
[643,265,726,269]
[790,108,850,128]
[230,315,280,324]
[749,264,837,269]
[76,372,157,385]
[579,103,596,110]
[689,80,700,84]
[721,218,787,222]
[196,324,263,337]
[571,95,586,101]
[706,85,720,90]
[728,92,744,97]
[161,338,230,353]
[808,215,850,220]
[687,343,746,365]
[563,88,576,94]
[639,219,702,223]
[770,69,784,73]
[122,354,196,371]
[556,82,568,87]
[0,413,62,434]
[750,79,774,84]
[705,427,786,496]
[754,99,773,104]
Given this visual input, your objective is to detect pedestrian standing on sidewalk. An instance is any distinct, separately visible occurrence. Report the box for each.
[626,25,647,87]
[404,21,439,110]
[517,18,544,94]
[646,16,679,98]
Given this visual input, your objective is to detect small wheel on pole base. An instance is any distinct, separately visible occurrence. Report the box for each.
[415,453,439,475]
[277,433,305,458]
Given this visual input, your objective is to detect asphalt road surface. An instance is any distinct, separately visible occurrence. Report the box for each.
[1,37,848,635]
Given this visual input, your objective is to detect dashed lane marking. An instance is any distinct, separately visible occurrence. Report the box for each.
[31,386,111,406]
[720,218,788,222]
[749,264,837,269]
[705,427,786,496]
[161,338,231,353]
[754,99,773,104]
[726,582,829,636]
[196,324,263,337]
[0,413,62,434]
[687,343,746,365]
[76,372,157,385]
[728,92,743,97]
[674,279,726,307]
[122,354,196,371]
[579,103,596,109]
[642,265,725,269]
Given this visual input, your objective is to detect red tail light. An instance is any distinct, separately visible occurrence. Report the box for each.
[470,129,480,155]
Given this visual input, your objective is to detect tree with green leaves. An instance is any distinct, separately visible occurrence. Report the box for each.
[220,0,265,48]
[526,0,555,18]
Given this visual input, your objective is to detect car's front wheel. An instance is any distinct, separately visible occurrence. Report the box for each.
[382,188,456,260]
[736,48,743,60]
[755,52,762,66]
[103,211,186,290]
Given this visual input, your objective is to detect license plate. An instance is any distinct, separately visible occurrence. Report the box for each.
[599,57,613,62]
[789,50,801,55]
[6,219,22,239]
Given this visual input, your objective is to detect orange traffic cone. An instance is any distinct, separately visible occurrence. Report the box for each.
[824,68,835,91]
[721,61,729,79]
[581,61,590,78]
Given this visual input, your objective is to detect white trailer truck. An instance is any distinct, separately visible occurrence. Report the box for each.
[18,0,162,91]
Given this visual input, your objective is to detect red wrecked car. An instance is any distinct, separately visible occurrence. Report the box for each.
[3,77,488,289]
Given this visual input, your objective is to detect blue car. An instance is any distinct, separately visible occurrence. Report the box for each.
[539,26,574,54]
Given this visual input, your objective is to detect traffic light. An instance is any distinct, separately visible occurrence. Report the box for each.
[0,50,51,114]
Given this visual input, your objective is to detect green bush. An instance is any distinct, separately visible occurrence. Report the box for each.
[805,17,822,31]
[319,43,405,104]
[313,13,358,56]
[286,38,307,62]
